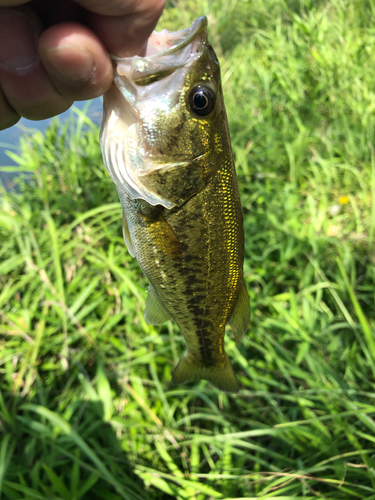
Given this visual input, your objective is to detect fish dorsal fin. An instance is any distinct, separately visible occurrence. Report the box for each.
[122,210,135,258]
[144,287,171,325]
[229,279,250,344]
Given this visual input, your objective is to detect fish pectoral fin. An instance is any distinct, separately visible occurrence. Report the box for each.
[171,351,240,393]
[140,207,184,259]
[144,287,171,325]
[122,210,135,258]
[229,278,250,345]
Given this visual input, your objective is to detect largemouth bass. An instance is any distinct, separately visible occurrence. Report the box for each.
[100,16,250,392]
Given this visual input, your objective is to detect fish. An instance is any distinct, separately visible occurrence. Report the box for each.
[100,16,250,392]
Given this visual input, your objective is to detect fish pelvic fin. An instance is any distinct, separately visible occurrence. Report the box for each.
[171,350,240,393]
[144,286,171,325]
[122,210,135,258]
[229,278,250,344]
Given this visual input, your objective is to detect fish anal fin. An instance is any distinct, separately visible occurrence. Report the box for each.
[144,287,171,325]
[229,279,250,344]
[122,210,135,258]
[171,350,240,393]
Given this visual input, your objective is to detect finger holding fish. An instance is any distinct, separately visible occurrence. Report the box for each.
[0,0,166,129]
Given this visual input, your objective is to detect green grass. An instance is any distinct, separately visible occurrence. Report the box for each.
[1,0,375,498]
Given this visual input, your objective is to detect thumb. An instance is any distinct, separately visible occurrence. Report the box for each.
[79,0,166,57]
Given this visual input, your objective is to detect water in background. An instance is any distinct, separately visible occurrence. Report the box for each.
[0,97,103,187]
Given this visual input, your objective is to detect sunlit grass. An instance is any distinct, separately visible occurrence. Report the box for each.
[1,0,375,498]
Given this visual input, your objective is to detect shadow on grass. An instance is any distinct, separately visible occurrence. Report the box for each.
[0,388,162,500]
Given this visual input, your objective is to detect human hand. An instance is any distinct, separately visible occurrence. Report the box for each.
[0,0,165,130]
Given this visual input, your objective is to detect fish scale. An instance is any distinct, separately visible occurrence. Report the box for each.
[101,16,250,392]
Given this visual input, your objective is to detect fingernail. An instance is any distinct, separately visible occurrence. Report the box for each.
[0,10,39,73]
[44,46,96,84]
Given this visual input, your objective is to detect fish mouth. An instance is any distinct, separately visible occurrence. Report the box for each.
[114,17,208,86]
[113,16,207,61]
[144,16,207,58]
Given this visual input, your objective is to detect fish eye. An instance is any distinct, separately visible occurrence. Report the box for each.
[188,85,216,117]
